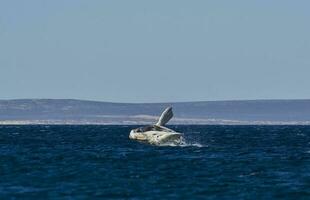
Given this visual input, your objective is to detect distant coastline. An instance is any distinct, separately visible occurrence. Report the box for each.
[1,99,310,125]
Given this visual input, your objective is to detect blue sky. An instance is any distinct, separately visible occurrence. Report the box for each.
[0,1,309,102]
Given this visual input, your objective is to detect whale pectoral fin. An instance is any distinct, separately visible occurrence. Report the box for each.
[156,107,173,126]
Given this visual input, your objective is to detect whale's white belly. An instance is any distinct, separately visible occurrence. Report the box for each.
[129,130,182,145]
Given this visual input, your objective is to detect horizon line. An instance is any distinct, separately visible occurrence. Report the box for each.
[1,98,310,104]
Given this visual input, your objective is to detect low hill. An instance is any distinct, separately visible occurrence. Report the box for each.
[0,99,310,125]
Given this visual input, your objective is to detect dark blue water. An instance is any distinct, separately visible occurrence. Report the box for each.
[1,125,310,199]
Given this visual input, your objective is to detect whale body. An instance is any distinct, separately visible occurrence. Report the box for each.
[129,107,182,145]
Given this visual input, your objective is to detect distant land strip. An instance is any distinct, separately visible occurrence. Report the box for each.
[0,99,310,125]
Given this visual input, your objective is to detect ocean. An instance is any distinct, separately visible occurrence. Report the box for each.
[0,125,310,199]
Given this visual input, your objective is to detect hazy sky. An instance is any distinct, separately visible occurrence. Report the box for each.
[0,1,309,102]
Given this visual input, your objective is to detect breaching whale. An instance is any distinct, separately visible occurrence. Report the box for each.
[129,107,182,145]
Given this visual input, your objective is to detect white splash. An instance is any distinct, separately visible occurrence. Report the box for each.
[158,136,206,147]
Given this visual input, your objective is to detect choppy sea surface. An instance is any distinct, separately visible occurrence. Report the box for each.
[1,125,310,199]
